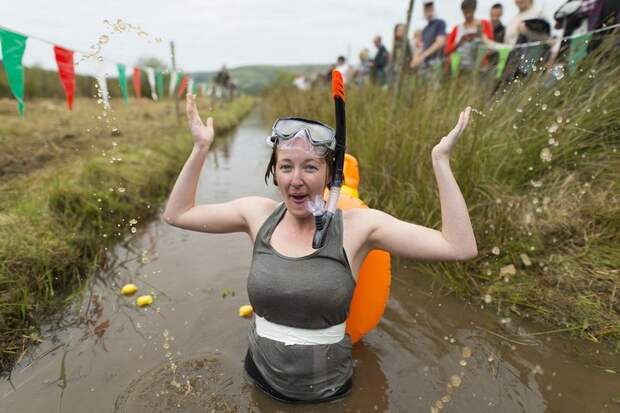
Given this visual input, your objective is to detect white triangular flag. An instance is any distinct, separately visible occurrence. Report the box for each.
[95,62,111,110]
[146,67,158,101]
[187,77,195,95]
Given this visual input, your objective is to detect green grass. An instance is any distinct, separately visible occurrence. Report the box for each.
[0,96,255,371]
[262,49,620,348]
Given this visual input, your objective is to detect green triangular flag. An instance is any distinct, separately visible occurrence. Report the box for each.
[156,70,164,99]
[569,33,592,74]
[451,52,461,78]
[475,43,488,71]
[496,47,511,79]
[117,63,129,103]
[0,29,28,116]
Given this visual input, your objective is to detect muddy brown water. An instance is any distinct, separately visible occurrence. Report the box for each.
[1,110,618,413]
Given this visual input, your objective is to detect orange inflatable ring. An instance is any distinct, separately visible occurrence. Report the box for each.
[325,154,392,344]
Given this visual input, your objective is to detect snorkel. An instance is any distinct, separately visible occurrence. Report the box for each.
[312,69,346,249]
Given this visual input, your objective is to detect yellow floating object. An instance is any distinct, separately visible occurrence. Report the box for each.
[136,295,153,307]
[121,283,138,296]
[239,304,254,318]
[325,154,392,344]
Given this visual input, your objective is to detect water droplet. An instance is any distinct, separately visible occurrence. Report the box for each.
[116,19,128,31]
[483,294,493,304]
[459,360,468,367]
[548,123,559,134]
[516,108,523,113]
[530,179,543,188]
[491,246,500,255]
[98,35,109,45]
[556,116,563,123]
[131,227,137,233]
[541,104,548,111]
[540,148,552,162]
[117,187,126,193]
[554,90,561,97]
[462,347,472,358]
[450,375,462,387]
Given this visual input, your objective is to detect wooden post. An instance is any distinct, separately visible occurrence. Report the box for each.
[170,41,180,124]
[389,0,416,120]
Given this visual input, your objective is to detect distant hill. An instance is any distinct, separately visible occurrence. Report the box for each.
[190,64,328,94]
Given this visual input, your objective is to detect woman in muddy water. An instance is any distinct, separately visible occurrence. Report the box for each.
[162,92,478,403]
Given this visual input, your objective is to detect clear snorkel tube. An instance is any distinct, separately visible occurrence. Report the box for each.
[312,69,346,249]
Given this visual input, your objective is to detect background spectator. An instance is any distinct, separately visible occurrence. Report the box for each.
[445,0,494,72]
[411,1,447,69]
[371,35,390,85]
[491,3,506,42]
[336,56,352,84]
[390,23,413,84]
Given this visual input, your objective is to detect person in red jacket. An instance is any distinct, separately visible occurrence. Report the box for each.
[445,0,494,72]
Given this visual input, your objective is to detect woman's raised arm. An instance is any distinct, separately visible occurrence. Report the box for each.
[360,107,478,261]
[163,93,269,234]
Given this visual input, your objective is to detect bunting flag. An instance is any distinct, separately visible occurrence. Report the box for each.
[117,63,129,103]
[177,75,189,97]
[95,64,110,110]
[496,47,511,78]
[53,46,75,110]
[0,29,28,116]
[132,67,142,98]
[474,43,488,70]
[569,33,592,74]
[156,70,164,99]
[168,70,178,96]
[145,67,158,100]
[450,52,461,78]
[187,77,195,95]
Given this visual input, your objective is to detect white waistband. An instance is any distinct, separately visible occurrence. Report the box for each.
[255,315,346,346]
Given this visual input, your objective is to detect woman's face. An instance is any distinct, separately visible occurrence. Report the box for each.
[275,144,329,218]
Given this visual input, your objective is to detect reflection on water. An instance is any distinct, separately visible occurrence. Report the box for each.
[0,110,618,413]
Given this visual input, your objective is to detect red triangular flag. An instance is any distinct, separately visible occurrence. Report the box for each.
[133,68,142,98]
[177,75,189,97]
[53,46,75,110]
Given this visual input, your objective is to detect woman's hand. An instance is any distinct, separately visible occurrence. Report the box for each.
[431,107,471,162]
[186,92,214,149]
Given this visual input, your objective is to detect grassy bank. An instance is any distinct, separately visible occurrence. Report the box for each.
[0,96,255,371]
[263,53,620,348]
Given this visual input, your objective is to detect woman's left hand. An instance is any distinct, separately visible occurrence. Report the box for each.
[431,107,471,162]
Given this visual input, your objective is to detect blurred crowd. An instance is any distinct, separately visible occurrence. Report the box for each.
[295,0,620,90]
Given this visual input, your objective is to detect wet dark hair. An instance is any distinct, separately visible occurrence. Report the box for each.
[264,144,335,187]
[461,0,477,11]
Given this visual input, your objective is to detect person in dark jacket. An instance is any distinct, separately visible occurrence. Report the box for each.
[371,35,389,85]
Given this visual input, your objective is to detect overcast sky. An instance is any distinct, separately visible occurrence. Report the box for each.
[3,0,564,75]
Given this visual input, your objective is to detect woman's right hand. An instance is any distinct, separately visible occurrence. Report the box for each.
[186,92,214,149]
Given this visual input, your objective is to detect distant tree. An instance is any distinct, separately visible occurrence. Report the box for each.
[135,56,168,71]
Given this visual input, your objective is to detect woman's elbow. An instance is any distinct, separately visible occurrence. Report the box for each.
[452,245,478,261]
[162,210,180,227]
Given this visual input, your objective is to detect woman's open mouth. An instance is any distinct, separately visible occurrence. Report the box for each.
[290,194,308,204]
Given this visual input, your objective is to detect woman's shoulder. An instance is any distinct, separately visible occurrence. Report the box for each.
[237,196,279,218]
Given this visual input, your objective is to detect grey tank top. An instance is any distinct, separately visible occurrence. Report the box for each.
[246,203,356,400]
